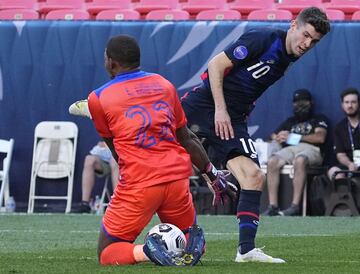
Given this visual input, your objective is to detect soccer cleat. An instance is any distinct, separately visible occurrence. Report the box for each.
[143,233,183,266]
[235,247,285,263]
[181,225,206,266]
[68,99,91,118]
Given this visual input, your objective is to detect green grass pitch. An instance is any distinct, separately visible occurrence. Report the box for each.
[1,214,360,273]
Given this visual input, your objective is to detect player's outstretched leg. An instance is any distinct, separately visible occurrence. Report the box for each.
[235,190,285,263]
[181,224,206,266]
[68,99,91,118]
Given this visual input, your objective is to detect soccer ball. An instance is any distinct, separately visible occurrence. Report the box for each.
[146,223,187,256]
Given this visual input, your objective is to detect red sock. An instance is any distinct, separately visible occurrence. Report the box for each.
[100,242,137,265]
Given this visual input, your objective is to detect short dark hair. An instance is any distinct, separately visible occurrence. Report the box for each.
[340,87,360,102]
[297,7,330,35]
[106,35,140,69]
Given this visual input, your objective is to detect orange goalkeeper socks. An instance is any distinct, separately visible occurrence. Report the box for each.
[100,242,148,265]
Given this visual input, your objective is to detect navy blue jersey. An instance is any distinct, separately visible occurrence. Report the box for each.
[200,27,298,120]
[181,27,299,164]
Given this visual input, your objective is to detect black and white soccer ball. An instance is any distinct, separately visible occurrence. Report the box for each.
[146,223,187,256]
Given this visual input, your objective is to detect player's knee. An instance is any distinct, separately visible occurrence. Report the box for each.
[243,167,265,190]
[97,238,106,262]
[97,229,113,262]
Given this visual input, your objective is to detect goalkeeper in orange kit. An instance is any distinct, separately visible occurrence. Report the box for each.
[69,35,237,266]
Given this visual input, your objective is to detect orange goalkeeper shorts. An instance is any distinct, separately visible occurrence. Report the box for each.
[102,178,196,242]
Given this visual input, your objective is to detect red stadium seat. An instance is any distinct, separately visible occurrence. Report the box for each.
[229,0,274,17]
[45,9,90,20]
[247,9,293,20]
[39,0,86,17]
[134,0,179,15]
[0,8,39,19]
[196,9,241,20]
[352,10,360,20]
[145,9,190,20]
[325,8,345,20]
[325,0,360,15]
[96,9,140,20]
[0,0,37,10]
[86,0,133,17]
[181,0,227,15]
[277,0,324,16]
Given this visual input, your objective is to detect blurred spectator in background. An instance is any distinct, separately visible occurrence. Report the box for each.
[328,88,360,180]
[79,141,118,213]
[263,89,329,216]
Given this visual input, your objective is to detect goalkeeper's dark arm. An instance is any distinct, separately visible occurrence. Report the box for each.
[102,137,119,163]
[176,126,238,206]
[176,127,210,172]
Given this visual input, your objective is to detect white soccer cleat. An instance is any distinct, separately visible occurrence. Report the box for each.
[235,247,285,263]
[68,99,91,118]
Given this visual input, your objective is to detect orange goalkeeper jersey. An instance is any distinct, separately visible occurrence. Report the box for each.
[88,70,192,189]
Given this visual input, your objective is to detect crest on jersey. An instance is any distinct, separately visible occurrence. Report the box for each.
[233,45,248,60]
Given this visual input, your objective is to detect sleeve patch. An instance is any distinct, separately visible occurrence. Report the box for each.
[233,45,248,60]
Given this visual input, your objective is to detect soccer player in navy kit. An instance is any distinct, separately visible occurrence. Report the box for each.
[181,7,330,263]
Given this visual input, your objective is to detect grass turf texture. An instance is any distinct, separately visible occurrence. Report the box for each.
[1,214,360,273]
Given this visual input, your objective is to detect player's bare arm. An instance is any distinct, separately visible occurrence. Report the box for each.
[208,52,234,140]
[176,127,209,171]
[176,126,238,205]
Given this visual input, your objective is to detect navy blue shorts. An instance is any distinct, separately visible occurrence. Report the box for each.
[181,89,260,166]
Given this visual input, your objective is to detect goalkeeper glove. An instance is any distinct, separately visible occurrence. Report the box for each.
[143,234,182,266]
[68,99,91,118]
[180,225,205,266]
[143,229,205,267]
[201,163,238,206]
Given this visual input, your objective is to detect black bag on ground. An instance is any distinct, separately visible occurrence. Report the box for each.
[351,177,360,209]
[308,174,332,216]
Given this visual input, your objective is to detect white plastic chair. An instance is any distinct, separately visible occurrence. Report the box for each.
[99,174,111,213]
[0,138,15,211]
[28,121,78,213]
